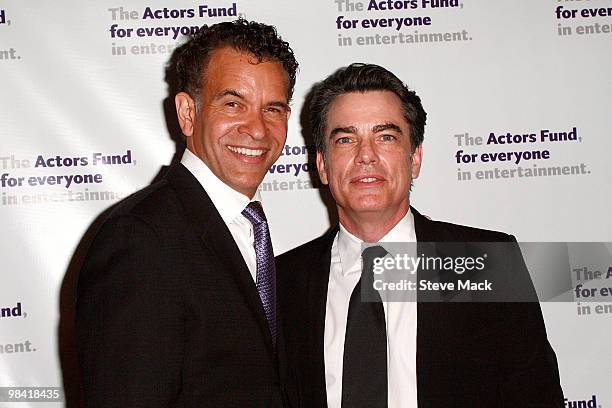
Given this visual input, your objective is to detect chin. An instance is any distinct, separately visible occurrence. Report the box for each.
[353,194,387,207]
[350,201,388,213]
[238,177,267,193]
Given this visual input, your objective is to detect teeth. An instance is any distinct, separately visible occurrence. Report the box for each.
[359,177,377,183]
[227,146,265,157]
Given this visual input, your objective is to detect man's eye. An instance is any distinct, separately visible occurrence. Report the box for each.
[264,107,282,114]
[225,101,240,108]
[336,136,352,144]
[380,134,397,142]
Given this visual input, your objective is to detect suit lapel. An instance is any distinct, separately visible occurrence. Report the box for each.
[413,206,441,302]
[412,207,437,406]
[412,206,436,242]
[167,164,275,358]
[308,227,337,407]
[412,207,472,405]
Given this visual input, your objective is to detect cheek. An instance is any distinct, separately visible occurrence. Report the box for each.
[268,120,288,139]
[391,154,412,174]
[332,162,351,187]
[202,119,238,142]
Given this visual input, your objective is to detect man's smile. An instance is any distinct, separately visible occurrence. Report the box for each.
[227,145,267,157]
[350,174,385,186]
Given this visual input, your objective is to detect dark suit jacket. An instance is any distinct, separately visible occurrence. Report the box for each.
[76,164,283,407]
[277,207,564,407]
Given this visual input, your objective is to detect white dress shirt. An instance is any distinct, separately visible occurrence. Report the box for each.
[324,210,418,408]
[181,149,259,281]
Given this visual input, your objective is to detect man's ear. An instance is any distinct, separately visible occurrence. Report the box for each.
[175,92,196,137]
[411,144,423,179]
[316,151,329,185]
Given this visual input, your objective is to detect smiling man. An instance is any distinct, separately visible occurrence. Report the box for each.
[277,64,564,407]
[315,90,421,243]
[76,20,297,407]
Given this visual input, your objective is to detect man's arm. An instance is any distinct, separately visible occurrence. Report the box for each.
[498,237,564,407]
[76,214,183,407]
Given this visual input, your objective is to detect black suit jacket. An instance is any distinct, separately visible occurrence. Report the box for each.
[76,164,283,407]
[277,207,564,407]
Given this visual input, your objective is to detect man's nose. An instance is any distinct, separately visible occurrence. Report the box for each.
[355,138,379,165]
[238,110,266,140]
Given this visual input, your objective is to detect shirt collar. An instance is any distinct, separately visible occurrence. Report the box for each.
[337,223,363,277]
[337,209,416,276]
[180,149,261,224]
[380,208,416,244]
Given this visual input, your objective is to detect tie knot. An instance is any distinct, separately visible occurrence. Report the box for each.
[362,245,388,263]
[242,201,267,225]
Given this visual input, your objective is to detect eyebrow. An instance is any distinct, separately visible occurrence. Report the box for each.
[372,123,403,134]
[329,126,357,138]
[215,88,244,100]
[329,123,403,139]
[215,88,290,110]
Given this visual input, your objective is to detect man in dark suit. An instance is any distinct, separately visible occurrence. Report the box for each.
[76,20,298,407]
[277,63,564,407]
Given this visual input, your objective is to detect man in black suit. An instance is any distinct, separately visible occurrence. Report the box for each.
[76,20,298,407]
[277,64,564,407]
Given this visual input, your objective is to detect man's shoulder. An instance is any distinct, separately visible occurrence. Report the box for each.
[107,164,201,223]
[81,184,173,260]
[413,208,515,243]
[277,228,335,265]
[430,219,513,242]
[276,228,336,288]
[89,164,203,243]
[107,178,176,221]
[78,166,206,287]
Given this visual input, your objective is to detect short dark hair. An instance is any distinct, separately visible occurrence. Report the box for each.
[173,18,298,104]
[309,63,426,154]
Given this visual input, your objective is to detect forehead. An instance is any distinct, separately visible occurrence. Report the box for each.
[201,46,289,98]
[325,91,408,130]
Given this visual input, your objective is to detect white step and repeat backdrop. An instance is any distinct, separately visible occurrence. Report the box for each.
[1,0,611,406]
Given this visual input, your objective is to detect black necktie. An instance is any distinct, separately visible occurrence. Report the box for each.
[342,245,388,408]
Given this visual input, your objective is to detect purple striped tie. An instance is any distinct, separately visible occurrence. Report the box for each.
[242,201,277,349]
